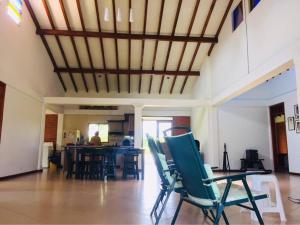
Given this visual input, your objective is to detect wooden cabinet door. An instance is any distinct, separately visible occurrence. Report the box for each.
[44,114,58,148]
[172,116,191,135]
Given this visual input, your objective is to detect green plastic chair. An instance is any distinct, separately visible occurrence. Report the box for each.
[164,132,269,225]
[147,135,183,225]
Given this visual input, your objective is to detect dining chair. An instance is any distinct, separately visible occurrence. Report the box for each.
[147,134,183,225]
[164,132,269,225]
[123,148,139,180]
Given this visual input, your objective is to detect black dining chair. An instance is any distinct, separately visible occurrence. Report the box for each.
[65,148,75,179]
[102,149,116,180]
[123,149,139,180]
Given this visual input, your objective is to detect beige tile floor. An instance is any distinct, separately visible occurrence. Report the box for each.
[0,160,299,224]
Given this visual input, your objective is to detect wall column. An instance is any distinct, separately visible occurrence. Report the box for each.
[134,104,144,148]
[37,103,46,170]
[293,53,300,106]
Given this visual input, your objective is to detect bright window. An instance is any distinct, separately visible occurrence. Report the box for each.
[232,1,244,31]
[249,0,261,12]
[88,124,109,142]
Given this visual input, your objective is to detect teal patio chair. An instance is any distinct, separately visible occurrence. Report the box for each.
[164,132,269,225]
[147,135,183,225]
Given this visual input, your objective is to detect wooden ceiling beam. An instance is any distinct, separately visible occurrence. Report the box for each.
[55,68,200,76]
[159,0,182,94]
[59,0,88,93]
[24,0,67,92]
[149,0,165,94]
[139,0,148,94]
[208,0,234,56]
[37,29,218,43]
[42,0,77,92]
[180,0,216,94]
[95,0,109,93]
[128,0,132,93]
[76,0,99,92]
[112,0,120,93]
[170,0,201,94]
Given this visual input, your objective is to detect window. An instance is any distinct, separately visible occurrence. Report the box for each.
[232,1,244,31]
[0,81,6,141]
[88,124,109,142]
[249,0,261,12]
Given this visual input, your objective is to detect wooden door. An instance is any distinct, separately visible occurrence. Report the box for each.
[270,103,288,172]
[44,114,58,149]
[0,81,6,141]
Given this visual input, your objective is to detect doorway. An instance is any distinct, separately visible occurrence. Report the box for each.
[270,103,289,172]
[142,118,172,149]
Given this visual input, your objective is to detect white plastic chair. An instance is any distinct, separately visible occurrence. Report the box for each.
[248,174,286,222]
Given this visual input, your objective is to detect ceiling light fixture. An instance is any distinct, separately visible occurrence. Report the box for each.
[104,7,109,22]
[117,8,122,22]
[129,8,133,23]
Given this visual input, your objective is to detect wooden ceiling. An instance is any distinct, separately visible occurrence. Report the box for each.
[24,0,233,95]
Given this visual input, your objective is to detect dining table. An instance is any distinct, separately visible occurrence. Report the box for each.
[64,145,145,180]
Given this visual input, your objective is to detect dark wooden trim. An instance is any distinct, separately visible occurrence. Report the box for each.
[170,0,200,94]
[0,81,6,142]
[0,170,43,181]
[37,29,218,43]
[95,0,109,93]
[180,0,216,94]
[208,0,234,56]
[128,0,132,93]
[24,0,67,92]
[112,0,120,93]
[76,0,98,92]
[159,0,182,94]
[55,68,200,76]
[139,0,148,94]
[149,0,165,94]
[289,172,300,176]
[59,0,88,92]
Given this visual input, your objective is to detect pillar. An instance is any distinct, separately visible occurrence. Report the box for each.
[134,104,143,148]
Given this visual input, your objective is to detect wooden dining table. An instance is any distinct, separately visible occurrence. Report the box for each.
[64,145,145,180]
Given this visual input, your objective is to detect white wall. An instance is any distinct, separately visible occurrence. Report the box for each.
[0,86,43,176]
[283,94,300,173]
[192,0,300,105]
[0,3,64,176]
[218,107,272,170]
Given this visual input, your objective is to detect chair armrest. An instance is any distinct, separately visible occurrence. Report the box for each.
[202,170,271,184]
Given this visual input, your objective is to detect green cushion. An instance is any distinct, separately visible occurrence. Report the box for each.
[157,153,182,188]
[204,164,221,199]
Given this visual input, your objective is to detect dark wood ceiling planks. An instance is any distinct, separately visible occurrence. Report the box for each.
[25,0,232,95]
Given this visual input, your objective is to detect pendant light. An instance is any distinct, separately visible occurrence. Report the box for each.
[104,7,109,22]
[117,8,122,22]
[129,8,133,23]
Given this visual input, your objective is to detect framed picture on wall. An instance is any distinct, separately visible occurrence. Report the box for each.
[296,121,300,133]
[294,104,299,120]
[288,117,295,131]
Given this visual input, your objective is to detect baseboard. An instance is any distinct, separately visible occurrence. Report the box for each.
[0,169,43,180]
[212,169,242,172]
[289,172,300,176]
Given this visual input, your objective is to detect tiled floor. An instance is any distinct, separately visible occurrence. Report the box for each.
[0,159,299,224]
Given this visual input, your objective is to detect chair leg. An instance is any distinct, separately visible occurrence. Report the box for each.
[214,205,224,225]
[222,210,229,225]
[150,190,164,216]
[155,189,172,225]
[171,197,183,225]
[242,179,264,225]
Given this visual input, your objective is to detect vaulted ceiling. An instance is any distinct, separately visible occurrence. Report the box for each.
[24,0,233,95]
